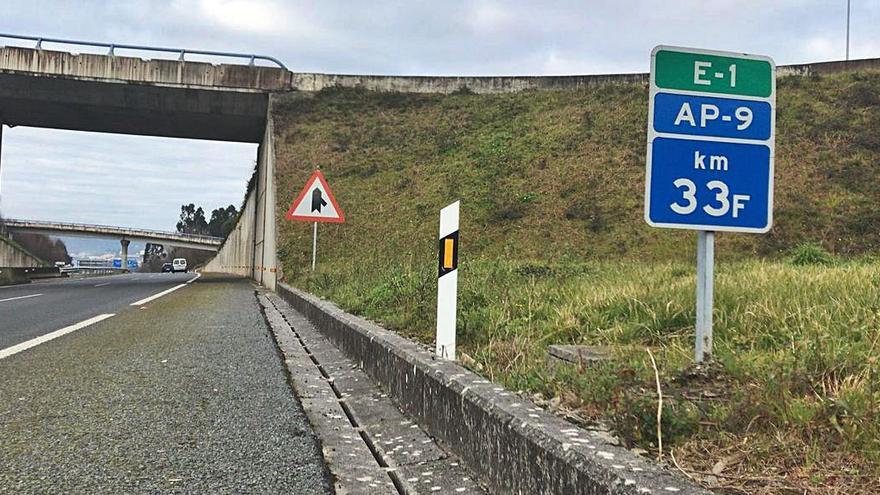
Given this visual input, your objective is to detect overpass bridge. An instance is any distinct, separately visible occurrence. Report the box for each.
[0,34,281,286]
[3,219,222,266]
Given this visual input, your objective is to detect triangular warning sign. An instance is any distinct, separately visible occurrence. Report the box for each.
[286,170,345,223]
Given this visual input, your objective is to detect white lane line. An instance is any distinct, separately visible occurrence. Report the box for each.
[0,313,115,360]
[94,282,111,287]
[130,273,201,306]
[0,293,43,303]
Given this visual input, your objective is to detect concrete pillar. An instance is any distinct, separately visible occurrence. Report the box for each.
[120,238,130,272]
[0,124,4,215]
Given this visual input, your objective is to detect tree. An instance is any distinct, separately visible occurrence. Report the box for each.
[9,232,71,264]
[207,205,239,237]
[176,203,209,235]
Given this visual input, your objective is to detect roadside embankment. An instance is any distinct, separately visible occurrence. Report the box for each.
[278,282,707,495]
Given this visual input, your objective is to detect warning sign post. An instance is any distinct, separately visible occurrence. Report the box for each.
[286,170,345,271]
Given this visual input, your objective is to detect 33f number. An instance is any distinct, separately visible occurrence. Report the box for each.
[670,179,751,218]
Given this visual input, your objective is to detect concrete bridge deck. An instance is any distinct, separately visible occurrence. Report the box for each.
[3,219,222,251]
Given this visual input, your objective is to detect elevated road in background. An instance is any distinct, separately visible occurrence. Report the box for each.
[3,219,222,251]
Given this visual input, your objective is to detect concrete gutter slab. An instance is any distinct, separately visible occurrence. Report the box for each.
[259,291,486,495]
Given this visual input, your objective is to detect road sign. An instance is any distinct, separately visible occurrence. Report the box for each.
[645,45,775,233]
[646,46,775,364]
[436,201,459,361]
[286,170,345,223]
[286,170,345,271]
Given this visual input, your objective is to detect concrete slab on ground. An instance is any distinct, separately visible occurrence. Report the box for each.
[259,291,487,495]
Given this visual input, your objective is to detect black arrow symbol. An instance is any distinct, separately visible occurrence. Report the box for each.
[311,188,328,213]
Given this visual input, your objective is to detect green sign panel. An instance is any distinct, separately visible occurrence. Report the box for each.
[654,48,773,98]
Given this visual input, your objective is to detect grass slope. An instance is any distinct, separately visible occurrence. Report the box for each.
[272,70,880,493]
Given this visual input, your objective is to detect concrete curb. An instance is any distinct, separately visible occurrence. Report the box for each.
[277,283,710,495]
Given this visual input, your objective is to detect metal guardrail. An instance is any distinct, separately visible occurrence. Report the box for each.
[61,266,126,276]
[0,33,287,70]
[3,218,224,245]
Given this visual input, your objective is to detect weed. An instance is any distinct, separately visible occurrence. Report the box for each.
[790,242,835,266]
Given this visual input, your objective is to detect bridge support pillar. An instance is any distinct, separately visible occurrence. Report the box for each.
[120,238,130,272]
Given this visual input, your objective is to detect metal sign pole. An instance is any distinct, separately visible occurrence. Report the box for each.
[846,0,851,61]
[311,222,317,271]
[695,231,714,362]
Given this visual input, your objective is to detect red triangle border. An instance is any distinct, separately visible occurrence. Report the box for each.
[285,170,346,223]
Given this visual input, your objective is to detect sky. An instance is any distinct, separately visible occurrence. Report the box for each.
[0,0,878,241]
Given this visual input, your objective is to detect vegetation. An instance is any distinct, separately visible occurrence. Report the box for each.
[9,232,70,264]
[272,69,880,493]
[176,203,239,238]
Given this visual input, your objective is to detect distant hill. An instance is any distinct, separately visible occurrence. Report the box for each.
[271,69,880,279]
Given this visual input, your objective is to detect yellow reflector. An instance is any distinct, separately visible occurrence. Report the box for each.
[443,238,455,269]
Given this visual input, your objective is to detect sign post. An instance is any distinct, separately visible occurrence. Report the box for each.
[645,46,775,362]
[312,222,318,271]
[286,170,345,271]
[436,201,460,361]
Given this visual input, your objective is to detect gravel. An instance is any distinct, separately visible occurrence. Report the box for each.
[0,274,331,494]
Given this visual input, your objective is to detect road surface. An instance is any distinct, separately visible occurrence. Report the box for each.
[0,273,330,493]
[0,272,198,351]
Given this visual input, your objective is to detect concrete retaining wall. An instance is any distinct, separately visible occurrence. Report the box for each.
[277,283,708,495]
[203,187,256,277]
[290,57,880,95]
[203,97,277,288]
[0,234,45,267]
[290,72,649,94]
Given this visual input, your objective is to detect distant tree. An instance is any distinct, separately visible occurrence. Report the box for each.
[142,242,167,264]
[176,203,209,235]
[9,232,71,264]
[139,246,213,273]
[207,205,239,237]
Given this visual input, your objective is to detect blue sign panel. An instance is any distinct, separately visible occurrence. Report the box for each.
[647,137,771,231]
[653,93,771,141]
[646,47,774,234]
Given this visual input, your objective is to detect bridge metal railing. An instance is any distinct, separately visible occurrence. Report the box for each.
[0,33,287,69]
[3,218,224,245]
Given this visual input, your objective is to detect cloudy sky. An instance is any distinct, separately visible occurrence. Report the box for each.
[1,0,878,238]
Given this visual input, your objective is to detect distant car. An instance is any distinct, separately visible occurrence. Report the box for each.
[161,263,173,273]
[172,258,188,273]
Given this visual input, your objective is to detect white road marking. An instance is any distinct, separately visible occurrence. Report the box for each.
[0,313,115,360]
[0,293,43,303]
[94,282,111,287]
[130,273,200,306]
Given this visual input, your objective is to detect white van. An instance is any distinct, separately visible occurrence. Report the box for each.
[172,258,188,273]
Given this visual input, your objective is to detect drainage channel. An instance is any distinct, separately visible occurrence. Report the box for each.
[265,295,407,495]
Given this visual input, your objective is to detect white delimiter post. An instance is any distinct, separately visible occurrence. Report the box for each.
[695,231,715,362]
[436,201,460,360]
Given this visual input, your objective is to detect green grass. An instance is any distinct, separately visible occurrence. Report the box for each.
[295,256,880,491]
[271,69,880,492]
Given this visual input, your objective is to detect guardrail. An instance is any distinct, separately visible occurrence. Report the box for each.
[0,33,287,69]
[62,266,127,276]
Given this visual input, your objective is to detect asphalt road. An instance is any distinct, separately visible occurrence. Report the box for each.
[0,272,197,351]
[0,273,331,493]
